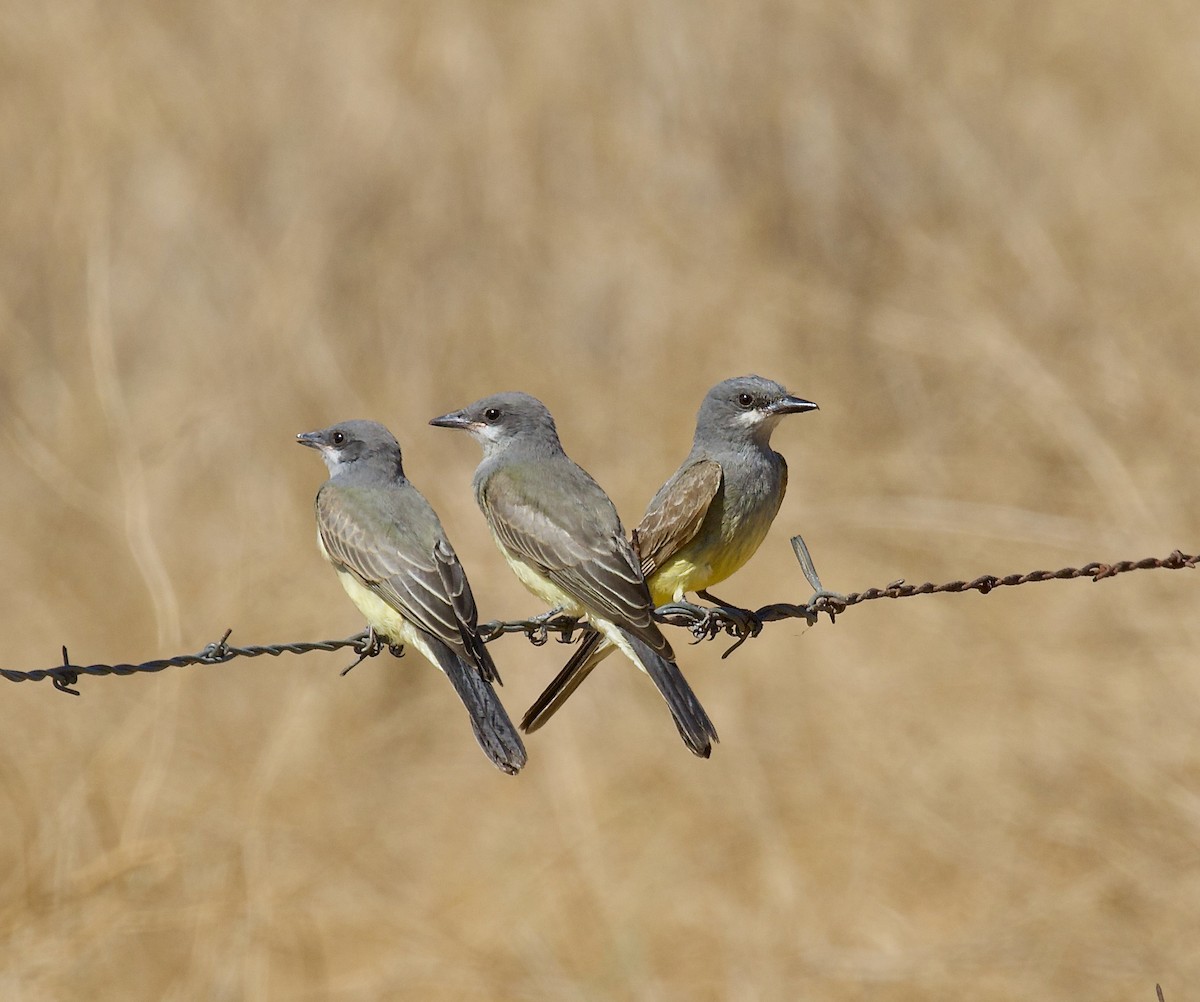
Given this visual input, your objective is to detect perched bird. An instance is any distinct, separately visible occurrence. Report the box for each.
[297,420,526,776]
[520,375,817,734]
[430,393,718,758]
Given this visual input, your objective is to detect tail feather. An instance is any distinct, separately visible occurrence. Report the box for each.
[621,629,719,759]
[521,628,613,733]
[431,642,528,775]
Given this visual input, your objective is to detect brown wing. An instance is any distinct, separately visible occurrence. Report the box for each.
[632,460,723,576]
[480,467,670,656]
[317,483,499,682]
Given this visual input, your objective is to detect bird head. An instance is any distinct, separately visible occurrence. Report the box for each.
[695,375,818,448]
[430,392,562,457]
[296,420,404,478]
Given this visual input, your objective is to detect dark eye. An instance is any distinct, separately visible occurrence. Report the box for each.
[331,431,346,446]
[484,407,501,422]
[737,392,754,409]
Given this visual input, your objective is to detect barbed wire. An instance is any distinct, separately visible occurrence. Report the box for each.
[2,537,1193,695]
[0,632,374,696]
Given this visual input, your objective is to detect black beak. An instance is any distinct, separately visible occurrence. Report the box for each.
[767,395,819,416]
[429,410,473,430]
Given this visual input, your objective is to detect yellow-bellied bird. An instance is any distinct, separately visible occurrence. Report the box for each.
[430,394,718,758]
[519,376,817,734]
[298,420,527,775]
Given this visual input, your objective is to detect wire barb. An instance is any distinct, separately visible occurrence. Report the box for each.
[2,545,1193,694]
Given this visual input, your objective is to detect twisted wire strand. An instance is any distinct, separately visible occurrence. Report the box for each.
[0,630,374,696]
[3,543,1193,694]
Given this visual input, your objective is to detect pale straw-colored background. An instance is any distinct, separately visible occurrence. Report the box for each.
[1,3,1197,999]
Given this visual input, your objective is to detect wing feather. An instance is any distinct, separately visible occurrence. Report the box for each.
[481,469,669,655]
[632,460,723,576]
[317,486,497,679]
[433,538,500,683]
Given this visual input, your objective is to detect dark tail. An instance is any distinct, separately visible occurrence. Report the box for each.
[521,628,610,733]
[621,629,719,759]
[431,642,528,775]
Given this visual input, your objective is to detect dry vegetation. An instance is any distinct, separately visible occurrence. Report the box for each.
[1,2,1197,999]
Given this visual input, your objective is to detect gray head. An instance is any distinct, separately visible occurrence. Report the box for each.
[430,392,563,458]
[694,375,818,449]
[296,420,405,479]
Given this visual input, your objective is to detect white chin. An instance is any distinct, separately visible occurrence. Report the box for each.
[474,424,503,444]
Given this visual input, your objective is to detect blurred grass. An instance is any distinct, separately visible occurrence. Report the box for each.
[1,1,1198,999]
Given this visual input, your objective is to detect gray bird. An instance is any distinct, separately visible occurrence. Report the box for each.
[520,375,817,734]
[430,393,718,758]
[297,420,527,775]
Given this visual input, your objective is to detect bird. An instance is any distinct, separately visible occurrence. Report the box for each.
[297,420,526,775]
[519,375,817,734]
[430,392,718,758]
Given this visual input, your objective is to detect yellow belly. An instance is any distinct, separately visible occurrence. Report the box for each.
[494,538,650,678]
[319,532,441,666]
[648,514,774,604]
[333,569,447,666]
[498,547,585,618]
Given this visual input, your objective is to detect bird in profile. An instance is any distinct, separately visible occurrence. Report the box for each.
[298,420,527,775]
[520,375,818,734]
[430,393,719,758]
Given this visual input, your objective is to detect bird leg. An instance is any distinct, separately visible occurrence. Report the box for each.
[527,605,565,625]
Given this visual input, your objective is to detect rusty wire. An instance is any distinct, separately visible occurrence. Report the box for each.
[2,540,1193,695]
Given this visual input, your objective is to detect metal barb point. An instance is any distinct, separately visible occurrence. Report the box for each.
[341,628,387,676]
[199,628,235,663]
[53,646,81,696]
[720,633,751,659]
[790,534,825,593]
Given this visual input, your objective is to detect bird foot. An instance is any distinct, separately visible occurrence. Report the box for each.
[654,600,723,642]
[714,606,765,659]
[522,607,584,646]
[526,606,562,644]
[528,605,565,626]
[654,598,763,656]
[696,590,764,641]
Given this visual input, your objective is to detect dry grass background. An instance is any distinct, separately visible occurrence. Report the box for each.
[0,2,1197,999]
